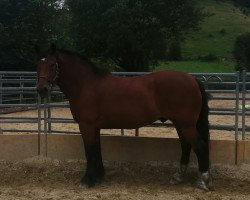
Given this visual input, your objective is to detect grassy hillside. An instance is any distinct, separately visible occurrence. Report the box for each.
[183,0,250,59]
[156,0,250,73]
[156,60,234,73]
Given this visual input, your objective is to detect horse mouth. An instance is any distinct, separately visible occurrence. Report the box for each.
[37,87,49,98]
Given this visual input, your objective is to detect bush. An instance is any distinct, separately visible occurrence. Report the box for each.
[233,32,250,71]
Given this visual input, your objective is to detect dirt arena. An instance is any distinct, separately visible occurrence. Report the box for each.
[0,157,249,200]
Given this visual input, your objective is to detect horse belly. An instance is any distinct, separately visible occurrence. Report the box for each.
[99,97,159,129]
[100,115,157,129]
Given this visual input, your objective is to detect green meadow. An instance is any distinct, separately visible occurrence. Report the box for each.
[156,60,234,73]
[157,0,250,73]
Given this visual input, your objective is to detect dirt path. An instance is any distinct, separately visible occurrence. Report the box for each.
[0,157,249,200]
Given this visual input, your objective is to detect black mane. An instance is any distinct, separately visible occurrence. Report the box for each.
[58,49,110,76]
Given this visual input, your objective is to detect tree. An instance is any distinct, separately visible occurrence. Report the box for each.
[233,0,250,8]
[66,0,206,72]
[233,32,250,71]
[0,0,70,71]
[166,40,182,61]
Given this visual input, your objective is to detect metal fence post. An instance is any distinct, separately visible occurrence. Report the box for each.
[235,71,240,165]
[135,128,139,136]
[37,94,41,155]
[235,71,240,141]
[242,70,246,140]
[20,75,24,104]
[44,97,48,157]
[48,95,52,134]
[0,74,2,104]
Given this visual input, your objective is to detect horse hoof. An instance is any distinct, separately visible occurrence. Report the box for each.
[81,176,96,187]
[170,172,184,185]
[79,183,88,188]
[81,173,104,188]
[196,171,213,192]
[81,180,95,188]
[196,181,210,191]
[170,164,188,185]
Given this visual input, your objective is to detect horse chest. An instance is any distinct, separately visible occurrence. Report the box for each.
[69,98,99,123]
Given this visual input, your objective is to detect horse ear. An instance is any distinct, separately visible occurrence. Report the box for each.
[50,43,57,54]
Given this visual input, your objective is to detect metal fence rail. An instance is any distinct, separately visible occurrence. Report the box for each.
[0,71,249,140]
[0,72,37,105]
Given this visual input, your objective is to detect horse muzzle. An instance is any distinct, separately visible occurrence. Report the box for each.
[37,85,51,98]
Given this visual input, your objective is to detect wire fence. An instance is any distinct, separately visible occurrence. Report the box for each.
[0,71,249,140]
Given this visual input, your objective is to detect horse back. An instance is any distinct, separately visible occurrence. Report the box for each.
[71,70,202,128]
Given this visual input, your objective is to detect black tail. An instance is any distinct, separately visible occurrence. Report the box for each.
[196,79,210,145]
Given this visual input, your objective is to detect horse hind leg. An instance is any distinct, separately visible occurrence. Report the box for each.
[175,125,212,191]
[170,128,191,184]
[192,134,212,191]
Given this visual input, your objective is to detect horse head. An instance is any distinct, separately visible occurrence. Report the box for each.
[35,43,59,98]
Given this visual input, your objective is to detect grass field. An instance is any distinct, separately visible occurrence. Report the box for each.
[183,0,250,59]
[159,0,250,73]
[155,60,234,73]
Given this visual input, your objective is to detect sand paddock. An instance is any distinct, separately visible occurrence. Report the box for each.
[0,157,249,200]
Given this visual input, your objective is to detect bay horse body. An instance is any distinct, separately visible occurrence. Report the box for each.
[36,44,212,191]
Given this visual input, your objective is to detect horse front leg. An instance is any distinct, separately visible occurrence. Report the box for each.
[80,125,105,187]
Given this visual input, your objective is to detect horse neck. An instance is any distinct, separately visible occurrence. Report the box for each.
[56,54,96,99]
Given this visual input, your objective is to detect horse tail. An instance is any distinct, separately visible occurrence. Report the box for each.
[196,79,210,145]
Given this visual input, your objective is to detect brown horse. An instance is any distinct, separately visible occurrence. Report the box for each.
[36,44,212,191]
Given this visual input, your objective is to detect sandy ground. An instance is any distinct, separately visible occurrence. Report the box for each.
[0,157,249,200]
